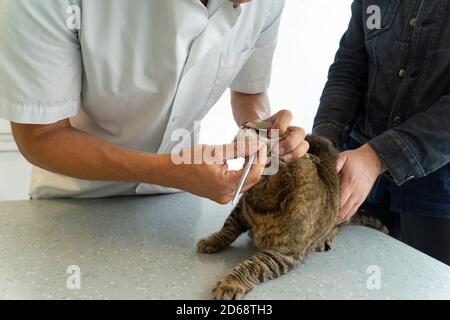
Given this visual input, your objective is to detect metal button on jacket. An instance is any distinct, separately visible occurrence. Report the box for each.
[393,116,403,126]
[399,69,408,78]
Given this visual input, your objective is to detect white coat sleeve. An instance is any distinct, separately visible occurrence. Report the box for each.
[0,0,82,124]
[229,0,285,94]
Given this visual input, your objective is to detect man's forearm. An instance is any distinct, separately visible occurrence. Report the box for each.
[11,120,175,187]
[11,119,270,203]
[230,90,271,126]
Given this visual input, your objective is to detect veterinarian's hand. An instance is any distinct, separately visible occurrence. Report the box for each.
[266,110,309,162]
[336,144,387,224]
[169,141,267,205]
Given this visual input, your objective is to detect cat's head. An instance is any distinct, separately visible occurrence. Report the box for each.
[244,159,296,213]
[243,134,338,214]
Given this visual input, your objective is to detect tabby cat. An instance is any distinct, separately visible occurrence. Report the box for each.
[197,122,386,300]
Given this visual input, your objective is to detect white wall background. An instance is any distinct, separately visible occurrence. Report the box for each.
[200,0,353,144]
[0,0,353,201]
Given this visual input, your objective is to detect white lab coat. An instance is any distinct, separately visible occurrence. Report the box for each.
[0,0,284,198]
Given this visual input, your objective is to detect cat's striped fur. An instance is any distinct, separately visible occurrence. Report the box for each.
[197,134,387,300]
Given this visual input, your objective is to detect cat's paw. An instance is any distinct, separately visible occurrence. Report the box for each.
[315,243,326,252]
[196,237,223,254]
[315,239,332,252]
[212,279,248,300]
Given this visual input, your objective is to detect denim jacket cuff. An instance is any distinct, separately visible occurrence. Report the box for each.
[312,122,349,149]
[368,130,426,186]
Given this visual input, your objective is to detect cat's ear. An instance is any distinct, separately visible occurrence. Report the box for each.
[304,153,321,164]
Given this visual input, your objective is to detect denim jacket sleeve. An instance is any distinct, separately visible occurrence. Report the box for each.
[313,0,450,186]
[312,0,368,148]
[368,96,450,185]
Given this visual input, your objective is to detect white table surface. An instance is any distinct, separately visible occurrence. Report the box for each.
[0,193,449,300]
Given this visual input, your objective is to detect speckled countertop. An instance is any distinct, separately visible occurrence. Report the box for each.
[0,192,449,300]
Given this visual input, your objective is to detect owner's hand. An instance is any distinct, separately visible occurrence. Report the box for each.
[169,141,267,204]
[336,144,386,224]
[265,110,309,162]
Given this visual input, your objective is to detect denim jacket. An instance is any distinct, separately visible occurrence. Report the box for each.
[313,0,450,186]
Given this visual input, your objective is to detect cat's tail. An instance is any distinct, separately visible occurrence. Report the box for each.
[350,211,389,234]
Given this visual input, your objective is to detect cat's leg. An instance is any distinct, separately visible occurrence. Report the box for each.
[212,250,303,300]
[315,238,332,252]
[315,226,343,252]
[197,202,248,254]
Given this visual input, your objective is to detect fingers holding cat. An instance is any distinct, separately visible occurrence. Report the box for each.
[168,108,307,204]
[169,141,267,205]
[276,127,310,162]
[336,144,387,224]
[266,110,309,162]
